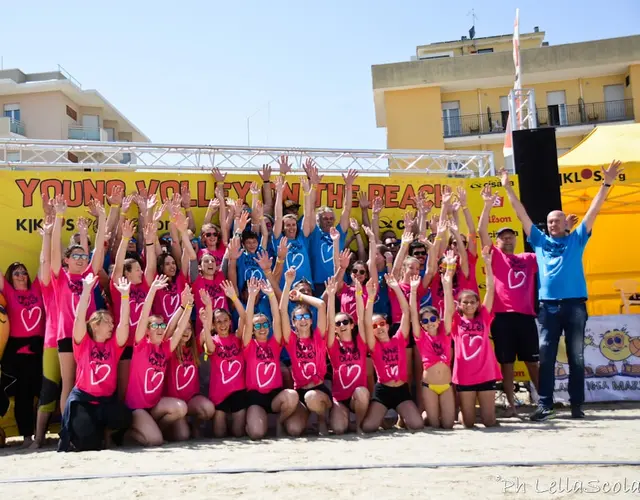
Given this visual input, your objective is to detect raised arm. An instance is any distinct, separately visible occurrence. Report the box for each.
[340,170,358,233]
[113,277,132,348]
[279,268,296,343]
[409,275,422,340]
[295,289,327,337]
[442,251,457,334]
[143,222,158,286]
[478,184,495,250]
[421,222,445,288]
[76,217,90,255]
[258,164,274,217]
[449,220,469,279]
[500,169,534,236]
[171,211,197,276]
[457,187,477,257]
[391,230,413,279]
[349,218,367,261]
[180,186,197,234]
[371,197,383,243]
[50,194,67,276]
[199,289,215,354]
[242,278,260,347]
[73,273,99,344]
[170,286,194,352]
[210,169,229,244]
[134,275,169,344]
[226,236,243,296]
[363,226,377,284]
[363,278,377,351]
[358,192,371,229]
[481,246,495,313]
[220,280,246,338]
[105,186,124,240]
[386,274,410,340]
[273,175,285,240]
[38,215,54,285]
[583,160,623,233]
[303,158,322,237]
[111,219,135,282]
[325,277,337,349]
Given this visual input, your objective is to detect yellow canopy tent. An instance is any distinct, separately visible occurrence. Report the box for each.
[558,123,640,316]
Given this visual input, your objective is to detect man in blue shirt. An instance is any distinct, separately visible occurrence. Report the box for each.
[501,160,623,421]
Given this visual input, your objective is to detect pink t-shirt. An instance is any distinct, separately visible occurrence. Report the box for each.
[458,250,479,294]
[53,268,97,342]
[193,273,227,337]
[73,333,124,398]
[286,330,327,389]
[370,330,408,384]
[40,280,59,349]
[198,244,226,267]
[3,279,45,340]
[209,334,246,405]
[153,273,188,323]
[124,337,172,410]
[430,273,461,317]
[451,306,502,386]
[389,282,427,324]
[244,336,283,393]
[110,278,150,346]
[415,325,451,370]
[491,246,538,316]
[337,286,367,325]
[328,336,367,401]
[165,345,200,402]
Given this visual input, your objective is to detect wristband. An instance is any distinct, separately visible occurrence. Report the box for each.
[121,294,130,300]
[603,183,611,187]
[112,204,120,208]
[356,290,363,296]
[145,242,154,247]
[434,237,442,242]
[276,258,284,264]
[366,297,375,304]
[462,206,468,210]
[56,214,64,219]
[230,294,238,302]
[267,292,275,298]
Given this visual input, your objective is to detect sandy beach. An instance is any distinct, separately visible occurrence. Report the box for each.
[1,403,639,499]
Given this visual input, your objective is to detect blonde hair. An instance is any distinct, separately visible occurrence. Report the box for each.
[87,310,114,339]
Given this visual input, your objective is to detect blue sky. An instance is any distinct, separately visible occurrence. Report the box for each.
[2,0,638,149]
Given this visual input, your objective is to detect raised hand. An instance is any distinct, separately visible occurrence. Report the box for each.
[357,191,370,210]
[250,181,260,196]
[284,266,297,283]
[258,164,272,182]
[146,194,158,212]
[199,288,212,309]
[339,248,352,270]
[121,194,134,213]
[274,175,285,193]
[448,219,459,234]
[300,176,311,195]
[437,219,448,235]
[247,277,260,296]
[152,201,167,224]
[384,273,399,289]
[122,218,136,239]
[143,222,157,244]
[93,200,106,219]
[481,184,494,205]
[180,186,192,209]
[403,209,416,229]
[214,184,225,200]
[481,245,492,263]
[77,217,89,234]
[325,276,337,296]
[305,159,322,185]
[365,277,377,297]
[429,215,439,234]
[288,288,301,302]
[499,168,510,188]
[441,185,453,205]
[180,285,194,307]
[86,200,99,218]
[42,193,54,217]
[362,225,375,240]
[329,226,340,241]
[41,214,55,235]
[227,237,243,260]
[343,169,358,187]
[349,218,360,233]
[254,250,273,271]
[259,279,274,296]
[132,189,146,208]
[220,280,237,299]
[170,192,183,214]
[410,274,421,290]
[115,276,131,296]
[207,198,220,214]
[456,186,468,206]
[372,196,383,215]
[236,210,251,232]
[211,167,227,183]
[107,185,124,207]
[602,159,623,185]
[152,274,170,292]
[566,213,579,230]
[277,237,289,260]
[443,249,457,266]
[416,192,431,214]
[82,273,99,291]
[252,199,264,221]
[278,155,292,176]
[401,229,414,245]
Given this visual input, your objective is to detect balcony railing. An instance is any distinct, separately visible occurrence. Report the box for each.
[69,126,102,141]
[443,99,634,138]
[10,119,25,136]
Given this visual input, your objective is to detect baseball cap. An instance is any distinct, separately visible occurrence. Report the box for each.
[284,199,301,209]
[496,227,516,237]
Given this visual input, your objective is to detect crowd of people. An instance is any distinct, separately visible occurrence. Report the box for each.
[0,156,623,452]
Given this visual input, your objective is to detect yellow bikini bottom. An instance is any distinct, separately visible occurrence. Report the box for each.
[422,382,451,396]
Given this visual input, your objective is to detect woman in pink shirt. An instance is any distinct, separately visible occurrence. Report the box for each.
[197,223,227,268]
[244,277,300,439]
[361,275,424,433]
[59,274,132,451]
[50,195,107,413]
[124,276,193,446]
[280,268,331,435]
[203,281,248,438]
[164,289,215,439]
[325,277,369,435]
[443,247,501,428]
[192,253,227,338]
[0,243,48,446]
[410,276,454,429]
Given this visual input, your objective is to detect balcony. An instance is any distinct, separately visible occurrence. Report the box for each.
[10,119,25,136]
[442,99,634,138]
[68,126,109,141]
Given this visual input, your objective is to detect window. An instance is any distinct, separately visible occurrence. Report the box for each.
[105,128,115,142]
[442,102,461,137]
[6,152,20,162]
[499,96,509,131]
[418,50,454,60]
[546,91,567,126]
[3,103,20,122]
[477,48,494,54]
[66,105,78,121]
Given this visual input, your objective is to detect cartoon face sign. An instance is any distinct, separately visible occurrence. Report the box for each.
[0,292,9,359]
[599,329,632,362]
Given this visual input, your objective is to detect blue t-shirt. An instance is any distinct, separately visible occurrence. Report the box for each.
[236,247,267,291]
[308,224,346,285]
[419,265,432,308]
[527,222,591,300]
[373,270,391,317]
[274,232,312,289]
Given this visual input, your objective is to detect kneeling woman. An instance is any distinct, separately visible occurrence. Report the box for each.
[125,276,193,446]
[164,289,215,439]
[325,277,369,434]
[244,277,299,439]
[361,275,424,432]
[280,268,331,435]
[409,276,454,429]
[59,274,132,452]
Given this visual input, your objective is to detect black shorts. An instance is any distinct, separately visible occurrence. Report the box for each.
[246,388,281,414]
[120,346,133,361]
[296,383,332,407]
[57,337,73,353]
[456,380,497,392]
[216,389,247,414]
[491,313,539,364]
[372,382,412,410]
[336,398,353,410]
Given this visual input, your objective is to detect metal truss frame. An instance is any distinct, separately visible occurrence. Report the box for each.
[508,89,538,130]
[0,138,495,177]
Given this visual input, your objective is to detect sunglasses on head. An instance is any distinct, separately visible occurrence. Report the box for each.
[253,321,269,330]
[413,251,427,257]
[335,319,351,327]
[373,320,387,329]
[421,316,438,324]
[294,313,311,321]
[149,322,167,330]
[70,253,89,261]
[351,268,366,276]
[12,270,28,277]
[204,232,219,238]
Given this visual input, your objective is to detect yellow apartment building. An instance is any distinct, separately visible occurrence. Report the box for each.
[371,29,640,168]
[0,67,149,163]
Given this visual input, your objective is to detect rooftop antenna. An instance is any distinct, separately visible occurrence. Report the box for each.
[467,9,478,39]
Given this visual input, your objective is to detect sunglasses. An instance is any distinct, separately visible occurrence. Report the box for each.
[386,241,399,248]
[203,232,219,238]
[421,316,439,324]
[129,238,137,244]
[149,322,167,330]
[335,319,351,327]
[413,251,427,257]
[351,269,367,276]
[373,320,387,329]
[70,253,89,261]
[253,321,270,330]
[12,270,28,277]
[294,313,312,321]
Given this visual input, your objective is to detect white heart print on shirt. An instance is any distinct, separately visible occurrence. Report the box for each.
[320,242,333,264]
[461,334,483,361]
[287,252,305,271]
[21,307,42,332]
[163,294,180,318]
[507,269,526,289]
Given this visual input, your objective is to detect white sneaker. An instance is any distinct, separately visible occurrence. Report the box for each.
[529,383,540,405]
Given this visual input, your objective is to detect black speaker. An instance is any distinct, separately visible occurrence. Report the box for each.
[513,127,562,237]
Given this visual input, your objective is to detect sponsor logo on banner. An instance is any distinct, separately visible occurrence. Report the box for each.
[559,169,626,186]
[469,180,515,189]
